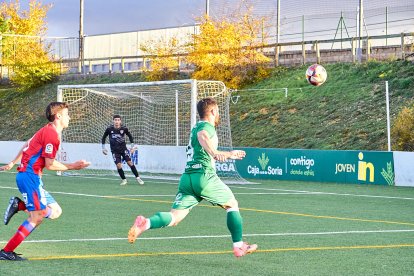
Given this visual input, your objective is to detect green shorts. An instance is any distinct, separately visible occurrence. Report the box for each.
[172,172,235,210]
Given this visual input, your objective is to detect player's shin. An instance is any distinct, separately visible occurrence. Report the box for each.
[130,165,139,177]
[149,212,173,229]
[226,208,243,244]
[3,220,35,252]
[117,168,126,179]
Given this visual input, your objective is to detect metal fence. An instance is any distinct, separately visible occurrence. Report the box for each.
[208,0,414,44]
[0,1,413,77]
[68,32,414,75]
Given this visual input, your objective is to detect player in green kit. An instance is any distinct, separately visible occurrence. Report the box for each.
[128,97,257,257]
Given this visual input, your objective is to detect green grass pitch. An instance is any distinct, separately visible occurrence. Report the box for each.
[0,171,413,275]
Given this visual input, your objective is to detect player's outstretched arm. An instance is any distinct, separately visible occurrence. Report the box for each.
[126,128,134,145]
[228,150,246,160]
[45,158,90,171]
[101,128,109,155]
[0,162,15,171]
[197,130,246,162]
[198,130,219,157]
[102,144,108,155]
[125,128,138,154]
[0,141,28,171]
[214,150,246,162]
[67,160,91,170]
[129,144,138,154]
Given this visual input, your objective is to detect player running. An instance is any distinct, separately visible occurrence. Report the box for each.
[0,102,90,261]
[101,115,144,185]
[128,97,257,257]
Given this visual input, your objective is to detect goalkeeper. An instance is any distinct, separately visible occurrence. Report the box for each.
[101,114,144,185]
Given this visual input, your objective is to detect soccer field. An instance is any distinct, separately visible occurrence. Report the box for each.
[0,171,413,275]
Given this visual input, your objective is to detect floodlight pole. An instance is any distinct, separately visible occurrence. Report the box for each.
[206,0,210,17]
[276,0,280,44]
[357,0,363,62]
[385,81,391,151]
[275,0,281,66]
[385,6,388,46]
[79,0,85,74]
[175,90,179,146]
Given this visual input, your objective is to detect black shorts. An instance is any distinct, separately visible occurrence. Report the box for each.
[111,149,131,165]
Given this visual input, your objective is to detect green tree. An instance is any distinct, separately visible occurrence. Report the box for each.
[0,0,61,90]
[0,17,8,33]
[391,106,414,151]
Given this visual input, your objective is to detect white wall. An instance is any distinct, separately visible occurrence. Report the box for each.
[0,141,187,175]
[84,25,199,59]
[0,141,25,162]
[393,151,414,187]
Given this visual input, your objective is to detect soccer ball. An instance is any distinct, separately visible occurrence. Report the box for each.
[306,64,327,86]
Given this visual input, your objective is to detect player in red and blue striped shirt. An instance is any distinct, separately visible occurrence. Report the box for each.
[0,102,90,261]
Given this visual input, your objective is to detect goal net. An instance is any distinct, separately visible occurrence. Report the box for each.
[57,79,248,184]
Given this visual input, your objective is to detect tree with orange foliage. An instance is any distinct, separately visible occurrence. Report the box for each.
[187,11,271,89]
[139,37,186,81]
[1,0,60,90]
[140,8,270,87]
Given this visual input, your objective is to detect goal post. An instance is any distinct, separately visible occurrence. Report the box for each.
[57,79,248,184]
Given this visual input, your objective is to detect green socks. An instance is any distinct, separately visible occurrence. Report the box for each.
[227,210,243,243]
[147,210,243,243]
[149,212,173,229]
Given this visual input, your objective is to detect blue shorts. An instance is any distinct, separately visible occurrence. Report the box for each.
[16,172,56,211]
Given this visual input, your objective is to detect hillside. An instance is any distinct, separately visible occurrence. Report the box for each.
[0,61,413,150]
[0,74,146,141]
[231,61,414,150]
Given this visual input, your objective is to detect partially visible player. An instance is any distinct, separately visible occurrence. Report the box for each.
[0,102,90,261]
[101,115,144,185]
[128,97,257,257]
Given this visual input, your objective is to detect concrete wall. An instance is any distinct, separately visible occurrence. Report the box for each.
[276,45,410,67]
[0,141,186,175]
[393,151,414,187]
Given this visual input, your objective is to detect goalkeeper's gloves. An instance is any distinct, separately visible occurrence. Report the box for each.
[102,144,108,155]
[129,144,137,154]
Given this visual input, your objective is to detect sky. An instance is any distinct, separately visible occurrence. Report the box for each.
[31,0,205,37]
[16,0,413,39]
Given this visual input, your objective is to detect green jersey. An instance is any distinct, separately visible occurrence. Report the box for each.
[185,121,218,173]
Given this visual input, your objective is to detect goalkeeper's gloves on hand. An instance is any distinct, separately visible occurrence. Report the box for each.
[102,145,108,155]
[129,144,137,154]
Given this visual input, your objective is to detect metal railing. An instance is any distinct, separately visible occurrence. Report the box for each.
[0,32,412,78]
[68,32,414,74]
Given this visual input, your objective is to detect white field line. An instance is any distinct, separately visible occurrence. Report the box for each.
[108,192,310,197]
[1,174,413,200]
[0,186,310,197]
[1,185,413,201]
[231,186,414,200]
[1,229,413,244]
[0,184,413,200]
[0,171,177,186]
